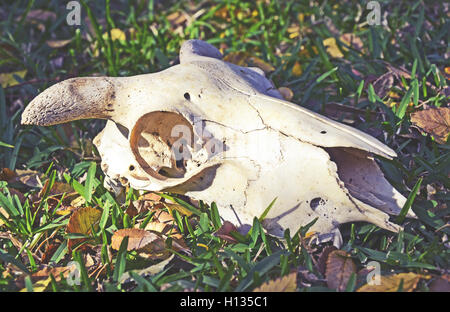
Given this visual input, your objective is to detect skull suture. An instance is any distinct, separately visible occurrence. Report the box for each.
[22,40,415,246]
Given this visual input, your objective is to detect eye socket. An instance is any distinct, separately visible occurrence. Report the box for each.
[184,92,190,100]
[129,165,135,171]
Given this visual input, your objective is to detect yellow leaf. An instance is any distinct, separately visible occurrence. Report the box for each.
[357,272,431,292]
[323,37,344,58]
[292,61,302,76]
[163,202,193,217]
[253,272,297,292]
[0,70,27,88]
[20,277,51,292]
[102,28,126,41]
[411,107,450,144]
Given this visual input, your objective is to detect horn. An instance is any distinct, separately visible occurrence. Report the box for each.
[22,77,123,126]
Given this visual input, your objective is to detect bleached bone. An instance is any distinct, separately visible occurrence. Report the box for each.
[22,40,415,246]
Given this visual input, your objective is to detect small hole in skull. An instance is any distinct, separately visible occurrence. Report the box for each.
[184,92,190,100]
[310,197,324,210]
[320,130,327,134]
[129,165,135,171]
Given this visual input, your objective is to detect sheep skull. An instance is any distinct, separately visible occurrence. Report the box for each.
[22,40,415,246]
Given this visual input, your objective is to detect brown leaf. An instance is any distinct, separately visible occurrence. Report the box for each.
[428,274,450,292]
[325,250,356,291]
[340,33,364,52]
[224,51,275,73]
[111,228,160,251]
[24,10,56,22]
[125,201,139,218]
[278,87,294,101]
[66,207,102,252]
[14,169,45,188]
[143,192,162,202]
[213,221,238,244]
[41,243,60,264]
[316,246,337,275]
[167,11,187,27]
[357,272,430,292]
[411,107,450,144]
[253,272,297,292]
[0,168,16,182]
[39,181,74,198]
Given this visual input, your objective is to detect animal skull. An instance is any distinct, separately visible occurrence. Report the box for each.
[22,39,415,246]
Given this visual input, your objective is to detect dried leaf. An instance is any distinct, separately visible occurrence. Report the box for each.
[373,72,395,99]
[429,274,450,292]
[66,207,102,251]
[167,11,187,27]
[278,87,294,101]
[323,37,344,58]
[46,39,72,48]
[14,169,44,188]
[25,10,56,22]
[102,28,126,41]
[111,228,160,251]
[41,243,60,264]
[39,181,74,198]
[17,265,70,291]
[411,107,450,144]
[0,70,27,88]
[143,192,162,202]
[163,202,193,216]
[213,221,238,244]
[357,272,430,292]
[325,250,356,291]
[340,33,364,52]
[0,168,16,182]
[253,272,297,292]
[292,61,302,76]
[224,51,275,73]
[125,201,139,218]
[316,246,337,275]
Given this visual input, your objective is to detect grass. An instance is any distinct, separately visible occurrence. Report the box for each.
[0,0,448,292]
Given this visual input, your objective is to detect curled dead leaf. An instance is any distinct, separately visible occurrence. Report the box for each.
[316,245,337,275]
[253,272,297,292]
[411,107,450,144]
[325,250,356,291]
